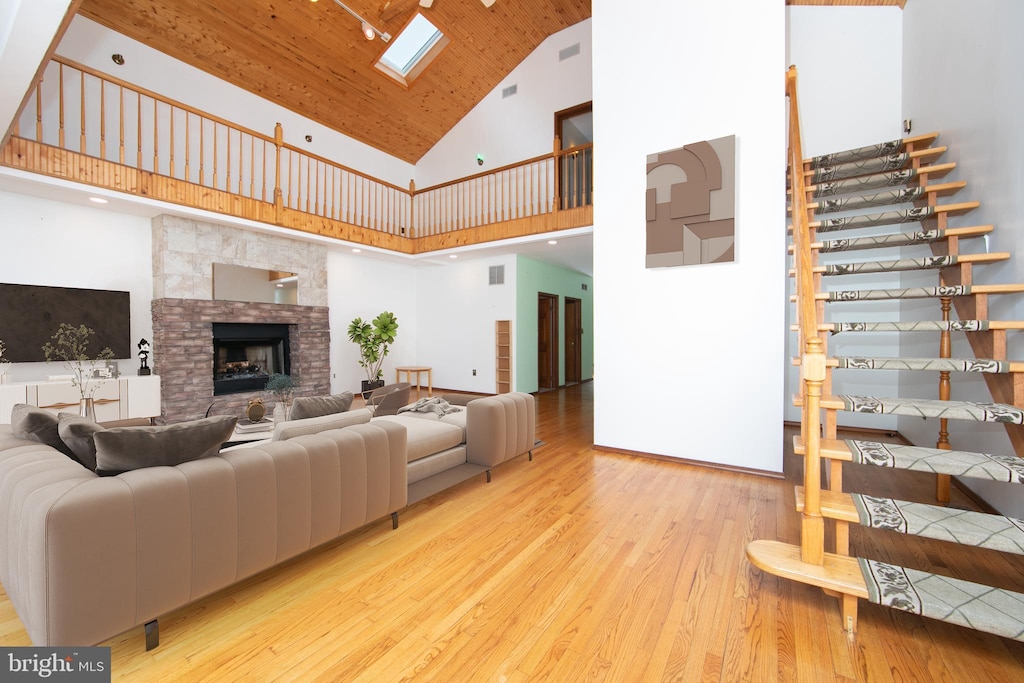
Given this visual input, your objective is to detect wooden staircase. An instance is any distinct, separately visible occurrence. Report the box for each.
[747,66,1024,643]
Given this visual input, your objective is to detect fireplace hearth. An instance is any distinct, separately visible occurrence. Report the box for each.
[213,322,290,395]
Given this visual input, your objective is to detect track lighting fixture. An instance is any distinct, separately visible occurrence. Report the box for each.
[324,0,391,43]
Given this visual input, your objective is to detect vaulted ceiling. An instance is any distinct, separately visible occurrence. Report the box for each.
[73,1,903,166]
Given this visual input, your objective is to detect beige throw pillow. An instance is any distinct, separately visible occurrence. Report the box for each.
[288,392,354,420]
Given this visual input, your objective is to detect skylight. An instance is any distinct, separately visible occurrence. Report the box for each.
[375,13,449,86]
[381,14,442,76]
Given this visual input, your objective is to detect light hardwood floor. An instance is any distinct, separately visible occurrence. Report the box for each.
[1,383,1023,681]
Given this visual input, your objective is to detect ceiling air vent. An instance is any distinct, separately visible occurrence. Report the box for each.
[502,84,518,99]
[489,265,505,285]
[559,43,581,62]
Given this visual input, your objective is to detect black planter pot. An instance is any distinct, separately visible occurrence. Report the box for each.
[361,379,385,399]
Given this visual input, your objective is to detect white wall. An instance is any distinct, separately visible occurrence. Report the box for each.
[415,19,592,188]
[592,0,785,473]
[55,16,415,188]
[326,249,419,395]
[415,256,518,393]
[0,189,153,379]
[785,7,904,427]
[900,0,1024,517]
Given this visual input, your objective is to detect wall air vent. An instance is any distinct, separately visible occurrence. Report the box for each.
[489,265,505,285]
[502,84,518,99]
[559,43,581,62]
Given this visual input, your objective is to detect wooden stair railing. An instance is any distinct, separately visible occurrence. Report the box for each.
[748,65,1024,644]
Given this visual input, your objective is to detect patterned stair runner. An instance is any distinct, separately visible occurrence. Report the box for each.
[845,439,1024,483]
[825,285,974,302]
[808,138,920,169]
[819,229,951,253]
[811,153,913,184]
[812,168,918,199]
[815,207,935,232]
[852,493,1024,555]
[821,254,984,276]
[834,356,1009,373]
[860,559,1024,641]
[837,395,1024,424]
[824,320,992,333]
[815,187,925,215]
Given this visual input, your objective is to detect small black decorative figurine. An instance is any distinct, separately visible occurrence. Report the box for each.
[137,338,152,376]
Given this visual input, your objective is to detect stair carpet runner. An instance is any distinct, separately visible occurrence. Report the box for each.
[758,133,1024,642]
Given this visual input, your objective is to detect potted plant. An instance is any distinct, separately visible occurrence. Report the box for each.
[42,323,115,420]
[347,311,399,397]
[264,372,296,421]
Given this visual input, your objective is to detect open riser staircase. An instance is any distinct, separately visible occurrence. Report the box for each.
[747,66,1024,643]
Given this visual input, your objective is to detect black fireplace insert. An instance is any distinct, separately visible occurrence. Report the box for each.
[212,322,290,395]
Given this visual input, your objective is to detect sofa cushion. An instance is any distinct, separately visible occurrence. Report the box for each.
[289,392,354,420]
[93,415,237,476]
[57,413,105,470]
[10,403,77,459]
[272,408,372,441]
[374,415,464,463]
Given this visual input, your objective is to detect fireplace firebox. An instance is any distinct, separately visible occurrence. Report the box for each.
[212,322,290,395]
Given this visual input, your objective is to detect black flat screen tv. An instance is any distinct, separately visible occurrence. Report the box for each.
[0,283,131,362]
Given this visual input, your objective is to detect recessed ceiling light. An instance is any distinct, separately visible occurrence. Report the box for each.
[352,248,362,253]
[276,283,284,288]
[449,255,458,259]
[548,240,558,245]
[89,197,108,204]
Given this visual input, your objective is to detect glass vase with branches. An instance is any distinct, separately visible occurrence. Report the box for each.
[42,323,115,400]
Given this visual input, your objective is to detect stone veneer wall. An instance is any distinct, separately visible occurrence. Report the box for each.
[150,215,330,423]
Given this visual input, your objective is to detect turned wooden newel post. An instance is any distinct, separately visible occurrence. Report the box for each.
[274,122,284,225]
[802,336,827,566]
[553,135,561,213]
[408,179,416,238]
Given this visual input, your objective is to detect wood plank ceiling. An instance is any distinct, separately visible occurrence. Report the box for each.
[77,0,591,164]
[75,0,901,166]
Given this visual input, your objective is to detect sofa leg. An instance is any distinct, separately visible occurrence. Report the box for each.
[528,450,533,461]
[144,619,159,651]
[391,511,399,530]
[486,470,492,483]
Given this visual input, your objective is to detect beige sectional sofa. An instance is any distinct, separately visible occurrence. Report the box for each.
[0,392,534,648]
[0,420,407,647]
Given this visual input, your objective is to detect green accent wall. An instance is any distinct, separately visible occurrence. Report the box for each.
[515,255,594,393]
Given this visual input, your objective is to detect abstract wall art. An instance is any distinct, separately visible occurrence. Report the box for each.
[645,135,736,268]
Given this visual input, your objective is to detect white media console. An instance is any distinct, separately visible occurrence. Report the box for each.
[0,375,161,424]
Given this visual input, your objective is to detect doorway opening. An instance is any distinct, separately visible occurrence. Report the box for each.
[555,102,593,210]
[538,292,559,391]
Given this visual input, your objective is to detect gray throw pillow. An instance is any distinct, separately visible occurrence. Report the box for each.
[57,413,106,470]
[93,415,237,476]
[288,391,354,420]
[10,403,78,459]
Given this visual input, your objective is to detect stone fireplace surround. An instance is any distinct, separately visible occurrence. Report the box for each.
[152,298,329,424]
[151,215,330,424]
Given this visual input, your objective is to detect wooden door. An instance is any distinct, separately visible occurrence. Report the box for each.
[538,293,558,389]
[564,297,582,383]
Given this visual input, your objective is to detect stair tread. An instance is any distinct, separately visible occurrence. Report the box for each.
[794,487,1024,556]
[794,436,1024,484]
[812,226,992,253]
[747,540,1024,642]
[802,162,956,198]
[809,202,979,233]
[807,183,965,215]
[831,395,1024,424]
[805,147,946,184]
[797,253,1010,277]
[832,356,1016,373]
[805,283,1024,302]
[809,320,1024,333]
[803,134,939,168]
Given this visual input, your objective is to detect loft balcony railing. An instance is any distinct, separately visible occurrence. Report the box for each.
[2,56,593,251]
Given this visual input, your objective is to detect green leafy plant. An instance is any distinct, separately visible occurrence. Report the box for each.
[264,373,296,402]
[42,323,115,400]
[347,311,399,382]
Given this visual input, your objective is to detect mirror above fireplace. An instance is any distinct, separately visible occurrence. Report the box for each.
[212,263,298,305]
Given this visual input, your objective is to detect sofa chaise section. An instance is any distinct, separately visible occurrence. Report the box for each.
[0,420,407,647]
